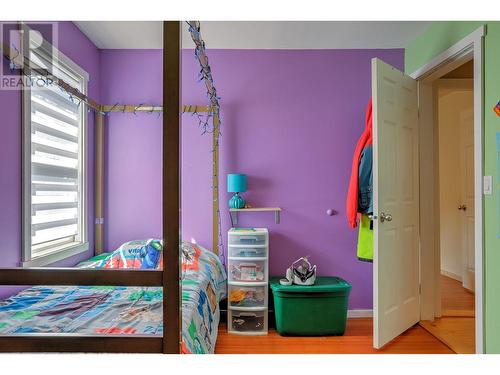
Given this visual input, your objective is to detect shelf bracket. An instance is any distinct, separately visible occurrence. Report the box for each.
[230,211,238,226]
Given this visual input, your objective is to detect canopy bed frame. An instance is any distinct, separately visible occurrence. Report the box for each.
[94,104,220,257]
[0,21,220,354]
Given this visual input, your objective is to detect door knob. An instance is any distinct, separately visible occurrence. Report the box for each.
[458,204,467,211]
[380,212,393,223]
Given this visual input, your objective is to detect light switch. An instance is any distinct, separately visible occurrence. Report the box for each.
[484,175,493,195]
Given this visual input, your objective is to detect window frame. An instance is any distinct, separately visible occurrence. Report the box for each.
[22,29,90,267]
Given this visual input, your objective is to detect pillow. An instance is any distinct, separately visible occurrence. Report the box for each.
[95,239,163,270]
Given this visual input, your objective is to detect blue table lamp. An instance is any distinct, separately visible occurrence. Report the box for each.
[227,174,247,209]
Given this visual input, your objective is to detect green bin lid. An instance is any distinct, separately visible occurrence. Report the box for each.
[269,276,351,293]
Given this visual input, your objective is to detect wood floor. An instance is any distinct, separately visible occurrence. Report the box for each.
[419,275,475,354]
[216,275,475,354]
[419,318,474,354]
[440,274,475,316]
[215,318,453,354]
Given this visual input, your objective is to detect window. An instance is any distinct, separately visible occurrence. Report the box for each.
[22,34,89,267]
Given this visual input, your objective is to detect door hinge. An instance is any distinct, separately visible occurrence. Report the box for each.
[419,284,422,294]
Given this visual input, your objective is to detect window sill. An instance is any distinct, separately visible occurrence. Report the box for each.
[22,242,90,268]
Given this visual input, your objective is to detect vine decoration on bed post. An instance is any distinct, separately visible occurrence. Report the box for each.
[186,21,225,265]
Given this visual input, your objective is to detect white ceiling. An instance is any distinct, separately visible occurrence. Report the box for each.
[74,21,431,50]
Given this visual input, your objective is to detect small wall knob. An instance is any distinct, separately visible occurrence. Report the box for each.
[326,209,335,216]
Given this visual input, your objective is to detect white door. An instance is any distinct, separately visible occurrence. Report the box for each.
[372,58,420,349]
[459,106,475,292]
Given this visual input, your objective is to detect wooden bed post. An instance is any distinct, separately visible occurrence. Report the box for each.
[94,110,104,255]
[163,21,182,354]
[212,113,220,255]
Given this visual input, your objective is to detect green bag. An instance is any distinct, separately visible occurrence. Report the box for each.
[357,214,373,262]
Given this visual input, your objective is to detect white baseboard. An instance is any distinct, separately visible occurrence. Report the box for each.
[347,309,373,318]
[441,270,463,282]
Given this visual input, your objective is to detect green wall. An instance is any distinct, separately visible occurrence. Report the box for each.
[405,21,500,353]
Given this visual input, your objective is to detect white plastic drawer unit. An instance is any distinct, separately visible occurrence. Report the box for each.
[228,245,267,258]
[228,283,268,309]
[228,309,268,335]
[227,227,269,335]
[228,259,267,282]
[228,228,268,246]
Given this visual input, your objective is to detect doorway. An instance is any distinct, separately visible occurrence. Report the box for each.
[419,62,476,353]
[371,25,484,353]
[410,26,484,354]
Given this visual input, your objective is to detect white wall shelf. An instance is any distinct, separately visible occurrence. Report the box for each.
[229,207,281,225]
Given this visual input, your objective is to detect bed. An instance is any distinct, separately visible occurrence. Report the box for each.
[0,240,227,354]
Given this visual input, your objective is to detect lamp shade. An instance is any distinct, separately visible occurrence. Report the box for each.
[227,174,247,193]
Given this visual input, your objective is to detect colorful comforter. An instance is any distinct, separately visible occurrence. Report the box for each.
[0,240,227,354]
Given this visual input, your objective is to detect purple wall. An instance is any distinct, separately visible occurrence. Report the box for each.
[100,50,163,250]
[102,48,404,309]
[0,22,99,298]
[186,49,403,310]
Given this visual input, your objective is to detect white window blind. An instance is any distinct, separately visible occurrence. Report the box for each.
[23,37,89,266]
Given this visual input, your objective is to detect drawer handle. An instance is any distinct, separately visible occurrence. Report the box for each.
[239,236,258,241]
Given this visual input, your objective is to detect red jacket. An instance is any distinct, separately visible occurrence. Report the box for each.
[346,99,372,229]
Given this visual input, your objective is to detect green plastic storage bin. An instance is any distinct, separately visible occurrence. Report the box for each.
[270,276,352,336]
